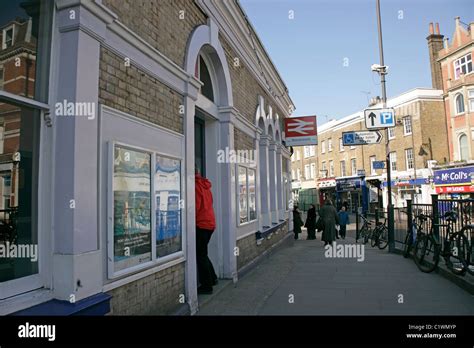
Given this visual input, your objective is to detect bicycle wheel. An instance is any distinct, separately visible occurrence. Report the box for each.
[403,230,413,258]
[359,226,369,244]
[377,226,389,250]
[413,234,440,273]
[457,226,474,275]
[370,227,379,247]
[445,232,467,276]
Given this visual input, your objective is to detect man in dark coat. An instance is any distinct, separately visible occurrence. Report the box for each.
[304,204,317,240]
[320,199,339,245]
[293,205,304,240]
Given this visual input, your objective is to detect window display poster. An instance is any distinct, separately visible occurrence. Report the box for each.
[155,155,182,257]
[113,145,152,271]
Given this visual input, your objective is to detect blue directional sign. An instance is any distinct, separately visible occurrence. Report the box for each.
[373,161,385,169]
[364,108,396,129]
[342,131,382,146]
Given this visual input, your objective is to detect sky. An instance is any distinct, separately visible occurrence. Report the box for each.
[240,0,473,125]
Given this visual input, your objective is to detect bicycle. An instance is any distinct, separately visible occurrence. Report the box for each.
[413,210,467,276]
[358,215,373,244]
[403,213,428,258]
[370,218,389,249]
[457,224,474,276]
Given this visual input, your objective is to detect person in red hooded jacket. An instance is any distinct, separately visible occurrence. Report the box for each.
[195,167,217,294]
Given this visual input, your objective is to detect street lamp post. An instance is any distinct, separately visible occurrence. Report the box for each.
[375,0,395,252]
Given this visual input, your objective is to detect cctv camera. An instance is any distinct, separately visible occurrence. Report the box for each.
[371,64,382,71]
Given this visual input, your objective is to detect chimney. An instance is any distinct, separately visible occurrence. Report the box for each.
[426,22,444,90]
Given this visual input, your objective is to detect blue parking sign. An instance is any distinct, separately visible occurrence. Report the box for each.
[380,112,393,125]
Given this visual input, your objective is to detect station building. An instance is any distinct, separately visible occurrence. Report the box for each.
[0,0,294,315]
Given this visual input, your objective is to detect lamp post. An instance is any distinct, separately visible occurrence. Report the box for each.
[375,0,395,252]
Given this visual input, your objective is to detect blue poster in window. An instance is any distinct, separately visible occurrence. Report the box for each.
[155,155,182,257]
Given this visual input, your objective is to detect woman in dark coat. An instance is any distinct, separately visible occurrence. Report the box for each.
[319,199,339,245]
[304,204,317,240]
[293,205,304,240]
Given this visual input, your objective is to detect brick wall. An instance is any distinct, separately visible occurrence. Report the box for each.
[102,0,207,68]
[107,262,185,315]
[220,34,286,126]
[99,47,183,134]
[236,223,289,271]
[234,128,254,152]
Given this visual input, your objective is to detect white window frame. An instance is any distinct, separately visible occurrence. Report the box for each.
[296,150,301,160]
[454,53,473,80]
[310,163,316,179]
[455,93,465,115]
[458,133,469,161]
[403,116,412,136]
[340,160,346,177]
[304,164,310,179]
[388,127,395,140]
[339,137,344,152]
[321,162,327,178]
[321,140,326,154]
[309,146,315,157]
[351,158,357,176]
[304,146,310,158]
[468,89,474,112]
[389,151,397,171]
[297,168,301,180]
[236,165,257,226]
[370,156,376,175]
[2,25,15,50]
[405,148,414,170]
[329,160,334,177]
[328,138,333,152]
[108,141,185,279]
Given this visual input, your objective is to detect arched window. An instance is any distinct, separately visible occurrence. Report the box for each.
[455,93,465,114]
[459,133,469,161]
[198,55,214,102]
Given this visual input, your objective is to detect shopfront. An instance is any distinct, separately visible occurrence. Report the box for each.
[433,165,474,199]
[335,177,368,213]
[317,178,336,207]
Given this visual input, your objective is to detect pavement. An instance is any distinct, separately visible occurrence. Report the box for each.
[197,223,474,315]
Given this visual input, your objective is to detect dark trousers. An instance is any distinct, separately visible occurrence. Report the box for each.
[196,227,217,289]
[340,225,347,238]
[307,228,316,239]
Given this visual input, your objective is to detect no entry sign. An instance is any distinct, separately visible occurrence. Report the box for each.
[284,116,317,146]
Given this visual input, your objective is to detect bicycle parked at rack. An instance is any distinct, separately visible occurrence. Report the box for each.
[457,223,474,276]
[370,218,389,250]
[358,215,372,244]
[413,210,468,276]
[403,213,428,258]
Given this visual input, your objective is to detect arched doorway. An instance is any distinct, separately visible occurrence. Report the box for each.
[184,21,236,289]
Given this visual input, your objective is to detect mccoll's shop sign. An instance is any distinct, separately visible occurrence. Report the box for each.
[433,166,474,193]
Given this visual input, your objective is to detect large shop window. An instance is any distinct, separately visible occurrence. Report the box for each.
[111,144,182,275]
[0,0,52,297]
[238,165,256,225]
[0,104,40,284]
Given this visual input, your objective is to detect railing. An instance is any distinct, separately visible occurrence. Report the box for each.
[400,196,473,251]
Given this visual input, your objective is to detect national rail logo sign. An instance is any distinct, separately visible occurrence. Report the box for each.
[284,115,317,146]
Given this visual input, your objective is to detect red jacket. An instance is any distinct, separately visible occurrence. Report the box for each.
[195,174,216,230]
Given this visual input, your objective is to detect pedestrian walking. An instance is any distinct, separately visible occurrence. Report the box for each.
[304,204,317,240]
[195,168,218,294]
[293,205,304,240]
[337,205,350,239]
[319,199,339,246]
